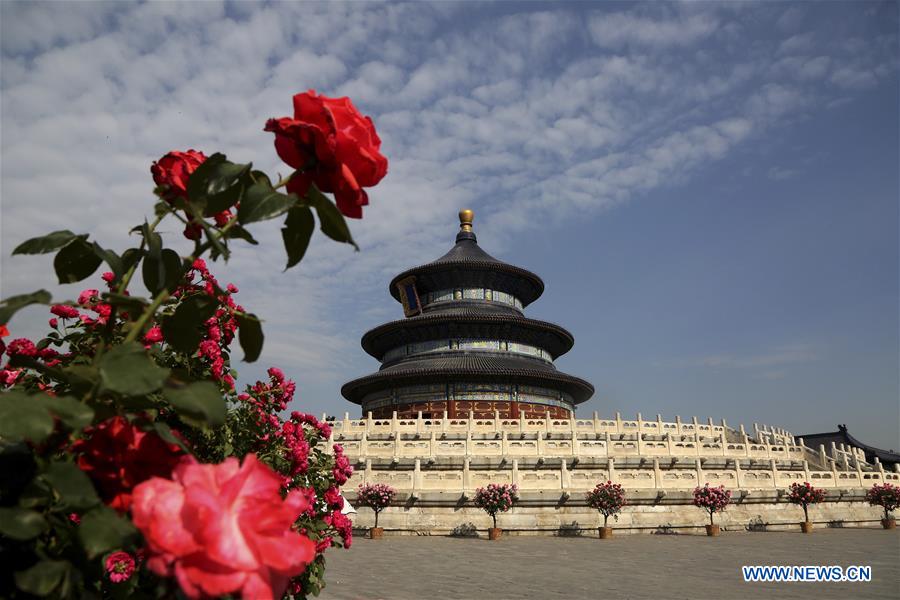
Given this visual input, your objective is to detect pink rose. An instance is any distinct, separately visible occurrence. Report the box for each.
[144,326,164,344]
[51,305,80,319]
[77,289,99,305]
[132,454,315,600]
[6,338,37,357]
[105,551,135,583]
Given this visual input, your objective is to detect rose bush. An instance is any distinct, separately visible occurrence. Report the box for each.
[0,89,386,598]
[866,482,899,523]
[586,481,627,528]
[356,483,395,529]
[787,481,826,522]
[692,483,732,526]
[473,483,518,529]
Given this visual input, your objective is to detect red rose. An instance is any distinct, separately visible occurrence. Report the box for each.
[265,90,388,219]
[151,150,207,201]
[71,416,183,513]
[132,454,315,600]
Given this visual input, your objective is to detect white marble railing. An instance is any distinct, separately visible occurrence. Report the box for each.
[336,430,807,462]
[345,457,900,494]
[326,412,797,447]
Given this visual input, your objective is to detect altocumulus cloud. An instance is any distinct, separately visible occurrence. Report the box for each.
[1,1,895,415]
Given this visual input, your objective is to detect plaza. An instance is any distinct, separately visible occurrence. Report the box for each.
[321,529,899,599]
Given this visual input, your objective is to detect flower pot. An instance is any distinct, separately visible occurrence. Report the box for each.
[488,527,502,540]
[598,527,613,539]
[705,524,720,537]
[369,527,384,539]
[882,518,896,530]
[800,521,813,534]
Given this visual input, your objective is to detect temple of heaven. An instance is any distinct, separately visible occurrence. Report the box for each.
[341,209,594,419]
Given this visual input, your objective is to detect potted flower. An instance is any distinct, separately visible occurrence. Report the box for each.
[473,483,518,540]
[865,482,899,529]
[788,482,826,533]
[356,483,395,539]
[586,481,626,539]
[693,484,731,536]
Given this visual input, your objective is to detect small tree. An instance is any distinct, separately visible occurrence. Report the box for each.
[788,481,826,522]
[586,481,627,528]
[693,484,732,526]
[866,482,900,522]
[473,483,518,529]
[357,483,395,528]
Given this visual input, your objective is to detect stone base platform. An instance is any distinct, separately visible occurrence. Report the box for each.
[346,492,884,536]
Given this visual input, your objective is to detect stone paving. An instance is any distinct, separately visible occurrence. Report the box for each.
[320,528,899,599]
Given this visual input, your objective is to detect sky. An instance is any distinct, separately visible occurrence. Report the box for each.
[1,1,897,449]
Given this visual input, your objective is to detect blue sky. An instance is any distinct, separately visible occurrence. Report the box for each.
[1,1,897,449]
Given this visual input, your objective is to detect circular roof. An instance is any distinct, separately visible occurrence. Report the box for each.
[388,220,544,307]
[360,309,575,360]
[341,353,595,405]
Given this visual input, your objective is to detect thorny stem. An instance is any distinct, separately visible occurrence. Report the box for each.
[123,289,170,344]
[117,213,165,295]
[273,172,294,189]
[89,213,166,369]
[123,213,239,345]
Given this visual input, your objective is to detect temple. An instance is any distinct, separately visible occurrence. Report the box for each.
[799,425,900,469]
[342,209,593,420]
[336,211,899,535]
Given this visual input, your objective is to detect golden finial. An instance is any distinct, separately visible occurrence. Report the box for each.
[459,208,474,233]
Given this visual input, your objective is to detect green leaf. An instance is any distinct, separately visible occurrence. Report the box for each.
[238,176,298,225]
[0,290,52,325]
[142,248,182,295]
[186,153,251,217]
[92,242,123,278]
[144,225,162,259]
[141,226,163,293]
[78,506,137,559]
[236,313,264,363]
[14,560,70,597]
[226,224,259,245]
[163,380,226,427]
[13,230,79,255]
[61,364,99,397]
[201,220,229,261]
[54,237,103,284]
[281,206,314,269]
[151,421,192,454]
[0,390,55,443]
[121,247,144,275]
[0,507,47,540]
[41,395,94,430]
[162,294,218,355]
[42,461,100,510]
[307,184,358,249]
[98,341,170,395]
[104,292,149,317]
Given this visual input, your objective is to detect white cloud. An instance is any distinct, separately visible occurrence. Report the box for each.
[0,2,893,415]
[588,12,719,48]
[767,166,797,181]
[830,66,879,89]
[670,344,821,369]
